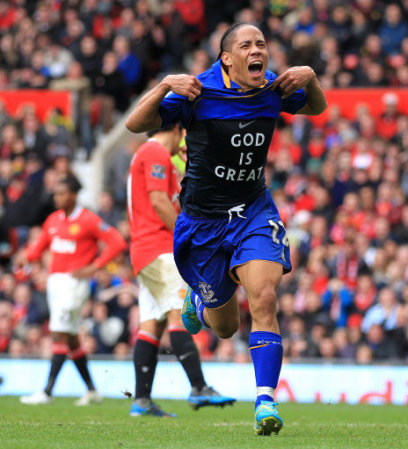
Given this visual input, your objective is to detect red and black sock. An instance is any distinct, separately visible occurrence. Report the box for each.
[133,331,159,399]
[44,342,69,396]
[71,347,95,391]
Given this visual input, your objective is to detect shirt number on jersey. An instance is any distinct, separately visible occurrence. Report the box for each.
[268,219,289,246]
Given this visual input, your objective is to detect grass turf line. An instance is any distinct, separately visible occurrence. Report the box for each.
[1,397,408,449]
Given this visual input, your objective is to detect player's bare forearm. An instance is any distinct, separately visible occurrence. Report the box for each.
[149,191,178,232]
[125,82,168,133]
[298,75,327,116]
[154,205,177,232]
[125,75,203,133]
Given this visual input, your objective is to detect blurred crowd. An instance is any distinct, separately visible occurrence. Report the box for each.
[1,0,408,364]
[0,0,407,141]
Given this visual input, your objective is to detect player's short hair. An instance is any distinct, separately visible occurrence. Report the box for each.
[217,22,261,60]
[147,123,180,137]
[57,173,82,193]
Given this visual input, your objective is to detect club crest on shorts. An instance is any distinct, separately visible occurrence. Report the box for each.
[198,282,216,302]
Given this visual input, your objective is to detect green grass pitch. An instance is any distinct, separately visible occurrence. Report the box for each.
[1,396,407,449]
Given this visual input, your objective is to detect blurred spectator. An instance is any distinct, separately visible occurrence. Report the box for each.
[50,61,93,155]
[377,93,401,140]
[379,3,408,56]
[355,343,373,364]
[332,328,355,359]
[322,278,353,327]
[112,35,142,95]
[365,323,399,360]
[97,191,123,228]
[361,287,399,333]
[43,43,73,79]
[92,51,128,132]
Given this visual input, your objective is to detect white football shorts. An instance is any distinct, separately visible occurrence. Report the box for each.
[47,273,90,334]
[137,253,187,322]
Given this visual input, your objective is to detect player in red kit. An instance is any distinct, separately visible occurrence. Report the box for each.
[19,174,127,405]
[127,124,235,416]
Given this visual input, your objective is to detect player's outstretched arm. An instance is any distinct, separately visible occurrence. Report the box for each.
[125,74,202,133]
[271,66,327,115]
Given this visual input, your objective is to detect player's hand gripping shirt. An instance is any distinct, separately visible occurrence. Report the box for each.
[159,60,307,218]
[25,206,127,273]
[127,140,180,275]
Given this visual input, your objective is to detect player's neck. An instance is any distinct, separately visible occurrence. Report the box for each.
[149,135,172,154]
[62,205,76,217]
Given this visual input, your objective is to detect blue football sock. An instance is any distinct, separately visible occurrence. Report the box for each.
[249,331,283,408]
[192,291,210,328]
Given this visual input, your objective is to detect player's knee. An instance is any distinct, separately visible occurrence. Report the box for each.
[251,285,278,318]
[51,332,69,344]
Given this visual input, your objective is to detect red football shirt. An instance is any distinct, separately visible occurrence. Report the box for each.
[25,206,127,273]
[127,139,179,275]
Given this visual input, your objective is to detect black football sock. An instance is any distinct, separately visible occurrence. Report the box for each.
[133,332,159,400]
[71,347,96,391]
[44,343,69,396]
[169,328,206,391]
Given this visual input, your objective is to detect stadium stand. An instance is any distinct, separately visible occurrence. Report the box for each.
[0,0,408,364]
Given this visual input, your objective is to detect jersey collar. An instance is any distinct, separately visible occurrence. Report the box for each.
[69,205,83,221]
[60,205,83,221]
[213,59,268,91]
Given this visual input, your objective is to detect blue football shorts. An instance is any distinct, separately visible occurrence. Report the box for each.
[173,190,291,308]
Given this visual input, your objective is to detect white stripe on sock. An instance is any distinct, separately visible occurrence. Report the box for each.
[257,387,275,398]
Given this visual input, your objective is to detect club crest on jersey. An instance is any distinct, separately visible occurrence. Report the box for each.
[151,164,166,179]
[198,282,216,302]
[68,223,81,235]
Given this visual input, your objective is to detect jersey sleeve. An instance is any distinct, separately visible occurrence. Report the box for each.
[159,92,193,128]
[24,217,52,262]
[143,148,172,194]
[281,88,307,115]
[90,215,127,268]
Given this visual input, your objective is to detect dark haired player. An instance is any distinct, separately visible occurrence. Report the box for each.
[19,174,127,405]
[127,124,235,416]
[126,23,327,435]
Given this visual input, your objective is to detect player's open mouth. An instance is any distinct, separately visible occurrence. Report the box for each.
[248,61,263,77]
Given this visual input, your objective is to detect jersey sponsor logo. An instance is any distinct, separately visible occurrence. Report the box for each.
[198,282,217,303]
[68,223,81,235]
[50,236,77,254]
[238,120,255,129]
[231,133,265,147]
[151,164,166,179]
